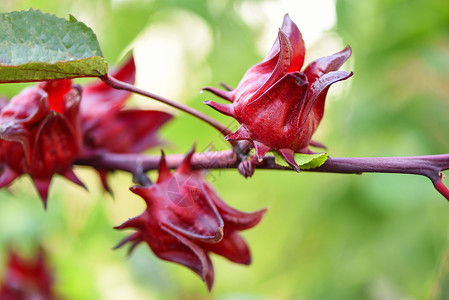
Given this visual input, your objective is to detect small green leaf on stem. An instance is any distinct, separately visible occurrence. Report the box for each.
[273,151,328,169]
[0,9,108,82]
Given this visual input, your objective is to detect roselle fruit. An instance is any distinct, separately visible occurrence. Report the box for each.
[204,14,352,171]
[115,146,266,290]
[0,249,57,300]
[0,56,172,201]
[0,80,84,205]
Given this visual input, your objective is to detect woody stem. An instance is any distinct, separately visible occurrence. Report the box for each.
[100,74,232,137]
[75,151,449,201]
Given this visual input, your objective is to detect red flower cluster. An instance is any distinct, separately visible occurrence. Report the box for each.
[115,147,266,290]
[0,249,57,300]
[0,56,171,206]
[204,14,352,171]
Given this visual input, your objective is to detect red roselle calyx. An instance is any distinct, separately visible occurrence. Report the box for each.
[0,249,58,300]
[204,14,353,171]
[0,80,84,206]
[0,56,172,201]
[114,146,267,290]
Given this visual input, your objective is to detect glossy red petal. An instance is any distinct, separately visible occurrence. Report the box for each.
[0,87,49,125]
[249,30,293,102]
[31,177,51,208]
[161,185,224,242]
[283,14,306,72]
[298,70,353,129]
[177,144,196,174]
[165,215,223,243]
[203,230,252,265]
[304,45,352,85]
[0,164,19,188]
[278,148,300,172]
[60,168,86,191]
[203,15,304,106]
[0,127,33,167]
[97,169,112,195]
[116,217,214,287]
[130,185,157,206]
[61,86,83,123]
[204,183,267,230]
[38,79,72,113]
[230,37,282,103]
[203,101,235,118]
[229,72,314,159]
[84,109,172,154]
[263,14,305,72]
[225,125,251,141]
[114,215,145,230]
[245,72,308,126]
[202,87,234,102]
[147,176,225,241]
[159,225,215,291]
[156,150,172,183]
[253,141,270,160]
[31,112,80,176]
[113,231,143,255]
[304,47,352,125]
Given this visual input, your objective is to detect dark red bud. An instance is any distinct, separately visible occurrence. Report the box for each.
[115,146,266,290]
[0,248,58,300]
[238,160,255,178]
[0,80,84,205]
[204,14,352,171]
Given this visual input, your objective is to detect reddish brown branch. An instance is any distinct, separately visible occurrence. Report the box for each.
[75,151,449,202]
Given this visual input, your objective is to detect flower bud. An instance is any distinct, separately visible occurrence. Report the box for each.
[0,80,83,206]
[0,248,58,300]
[238,160,255,178]
[115,146,266,290]
[204,14,352,171]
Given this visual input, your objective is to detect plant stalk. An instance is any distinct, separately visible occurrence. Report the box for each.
[76,151,449,201]
[100,74,232,137]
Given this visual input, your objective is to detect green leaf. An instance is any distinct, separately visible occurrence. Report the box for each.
[0,9,108,83]
[273,151,328,169]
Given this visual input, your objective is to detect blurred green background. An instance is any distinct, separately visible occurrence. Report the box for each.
[1,0,449,299]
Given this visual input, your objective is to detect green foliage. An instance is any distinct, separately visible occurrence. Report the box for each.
[0,9,107,82]
[273,151,328,169]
